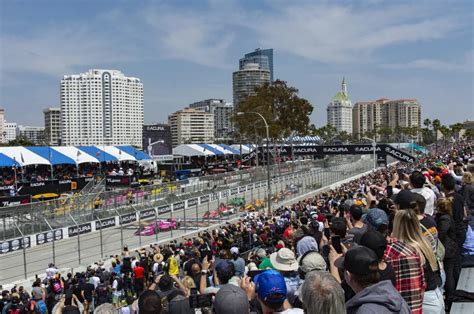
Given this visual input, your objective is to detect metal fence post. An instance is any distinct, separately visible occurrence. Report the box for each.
[14,222,27,279]
[43,218,56,266]
[94,214,104,258]
[68,214,81,264]
[132,206,142,249]
[153,206,159,243]
[113,208,124,250]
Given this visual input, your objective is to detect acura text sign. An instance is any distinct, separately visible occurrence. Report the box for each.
[95,217,116,230]
[68,223,92,237]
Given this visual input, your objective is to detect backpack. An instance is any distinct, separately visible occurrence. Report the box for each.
[7,307,20,314]
[116,277,123,291]
[157,290,179,314]
[36,300,47,314]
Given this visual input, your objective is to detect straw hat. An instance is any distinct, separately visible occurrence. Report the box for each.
[153,252,164,263]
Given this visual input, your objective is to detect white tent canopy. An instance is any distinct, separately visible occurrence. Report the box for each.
[173,144,216,157]
[97,146,136,162]
[231,144,257,154]
[52,146,100,164]
[0,146,50,166]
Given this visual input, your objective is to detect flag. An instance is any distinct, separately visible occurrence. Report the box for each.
[77,150,82,157]
[20,152,25,164]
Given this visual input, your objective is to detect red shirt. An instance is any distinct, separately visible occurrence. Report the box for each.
[134,266,144,279]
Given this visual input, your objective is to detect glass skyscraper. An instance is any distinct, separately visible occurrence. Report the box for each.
[239,48,274,81]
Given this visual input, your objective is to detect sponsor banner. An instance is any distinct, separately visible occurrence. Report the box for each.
[200,195,209,203]
[0,195,31,207]
[377,154,388,166]
[187,198,198,207]
[247,184,254,191]
[157,204,171,214]
[210,193,219,202]
[254,182,260,188]
[119,213,137,225]
[173,201,185,211]
[36,230,63,245]
[139,208,156,219]
[238,186,246,193]
[0,237,31,254]
[230,188,238,195]
[105,175,138,187]
[95,217,116,230]
[252,144,415,163]
[221,190,228,198]
[68,223,92,237]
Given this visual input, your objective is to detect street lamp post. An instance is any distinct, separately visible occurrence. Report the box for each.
[362,137,377,170]
[237,111,272,216]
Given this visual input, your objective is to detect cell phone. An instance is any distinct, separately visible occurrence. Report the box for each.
[247,270,265,280]
[332,235,342,254]
[323,228,331,239]
[189,289,212,308]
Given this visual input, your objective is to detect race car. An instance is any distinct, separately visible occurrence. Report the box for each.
[202,203,236,219]
[228,197,245,206]
[135,219,179,236]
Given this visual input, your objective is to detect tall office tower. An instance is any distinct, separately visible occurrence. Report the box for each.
[0,109,5,143]
[239,48,274,81]
[353,98,421,140]
[327,78,353,135]
[60,69,143,148]
[43,107,61,146]
[4,123,17,142]
[168,108,214,147]
[232,63,271,108]
[17,125,45,145]
[189,99,234,142]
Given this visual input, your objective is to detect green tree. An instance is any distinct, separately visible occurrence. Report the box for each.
[423,118,432,129]
[6,136,36,146]
[233,80,314,140]
[450,123,463,141]
[378,127,393,142]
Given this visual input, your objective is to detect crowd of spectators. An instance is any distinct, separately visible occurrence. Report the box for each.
[1,142,473,314]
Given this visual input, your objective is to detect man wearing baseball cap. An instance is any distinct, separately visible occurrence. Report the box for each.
[336,246,410,313]
[254,270,303,313]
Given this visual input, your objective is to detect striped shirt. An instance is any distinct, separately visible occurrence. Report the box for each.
[384,240,425,314]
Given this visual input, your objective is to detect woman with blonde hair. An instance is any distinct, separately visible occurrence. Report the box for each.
[435,198,458,311]
[385,209,444,314]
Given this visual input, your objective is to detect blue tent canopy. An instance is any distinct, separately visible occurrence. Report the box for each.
[116,146,152,160]
[77,146,118,162]
[0,153,20,167]
[26,146,76,165]
[198,144,224,155]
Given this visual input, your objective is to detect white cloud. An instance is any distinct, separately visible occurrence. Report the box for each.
[382,50,474,72]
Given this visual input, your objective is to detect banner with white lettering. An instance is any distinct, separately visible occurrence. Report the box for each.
[157,204,171,214]
[36,230,63,245]
[68,223,92,237]
[173,201,185,211]
[139,208,156,219]
[95,217,117,230]
[119,213,137,225]
[0,236,31,254]
[187,198,198,207]
[200,195,209,203]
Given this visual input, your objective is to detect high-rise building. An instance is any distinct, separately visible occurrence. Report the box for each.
[168,108,214,147]
[142,124,172,156]
[232,63,271,108]
[353,98,421,140]
[327,78,353,135]
[60,69,143,148]
[239,48,274,81]
[189,99,234,142]
[0,109,5,143]
[4,123,17,142]
[43,107,61,146]
[17,125,45,145]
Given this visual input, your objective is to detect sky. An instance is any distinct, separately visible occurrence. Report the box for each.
[0,0,473,128]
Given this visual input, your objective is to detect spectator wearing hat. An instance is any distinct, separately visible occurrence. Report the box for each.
[230,247,245,277]
[359,231,396,286]
[214,284,250,314]
[338,246,410,314]
[410,171,437,216]
[394,190,417,210]
[269,248,303,306]
[300,271,345,314]
[362,208,389,237]
[253,269,303,313]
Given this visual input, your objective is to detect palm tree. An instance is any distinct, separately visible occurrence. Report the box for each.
[432,119,441,153]
[423,118,431,129]
[439,125,451,151]
[450,123,463,141]
[379,127,392,142]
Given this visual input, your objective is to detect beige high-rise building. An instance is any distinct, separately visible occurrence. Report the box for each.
[168,108,214,147]
[44,107,61,146]
[232,63,271,108]
[0,109,5,143]
[353,98,421,140]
